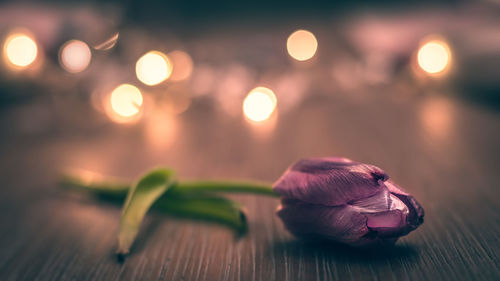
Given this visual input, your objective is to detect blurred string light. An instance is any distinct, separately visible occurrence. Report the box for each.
[190,64,216,96]
[3,31,38,69]
[144,107,178,151]
[168,50,194,81]
[107,84,143,123]
[136,51,172,86]
[217,64,254,116]
[93,32,119,51]
[275,72,308,112]
[419,96,454,143]
[417,39,452,75]
[286,29,318,61]
[160,86,192,115]
[59,40,92,73]
[243,87,277,122]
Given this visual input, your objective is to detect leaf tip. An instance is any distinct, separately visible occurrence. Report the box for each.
[234,209,248,238]
[116,251,128,263]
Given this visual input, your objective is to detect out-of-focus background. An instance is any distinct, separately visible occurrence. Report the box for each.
[0,1,499,281]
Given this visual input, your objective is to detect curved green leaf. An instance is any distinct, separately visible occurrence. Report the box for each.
[61,170,250,234]
[155,193,247,234]
[118,168,177,256]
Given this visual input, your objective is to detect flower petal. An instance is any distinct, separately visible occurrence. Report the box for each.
[365,211,405,229]
[273,157,388,206]
[348,188,392,213]
[277,199,368,244]
[349,189,412,240]
[385,181,424,229]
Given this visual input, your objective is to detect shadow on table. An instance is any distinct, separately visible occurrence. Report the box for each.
[59,190,419,263]
[271,239,419,263]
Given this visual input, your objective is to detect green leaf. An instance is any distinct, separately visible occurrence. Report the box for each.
[60,170,251,234]
[118,168,177,256]
[155,193,247,234]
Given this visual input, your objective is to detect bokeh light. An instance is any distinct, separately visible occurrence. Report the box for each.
[243,87,277,122]
[168,50,194,81]
[160,86,192,115]
[144,107,178,151]
[417,39,451,75]
[217,64,254,117]
[275,72,308,112]
[109,84,143,122]
[93,32,119,51]
[59,40,92,73]
[286,29,318,61]
[136,51,172,86]
[419,96,454,143]
[190,64,216,96]
[3,32,38,68]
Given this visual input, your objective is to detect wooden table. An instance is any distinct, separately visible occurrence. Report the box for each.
[0,89,499,281]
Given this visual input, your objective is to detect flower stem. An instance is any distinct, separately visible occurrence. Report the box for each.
[60,172,249,234]
[60,169,129,196]
[60,170,278,197]
[174,180,278,197]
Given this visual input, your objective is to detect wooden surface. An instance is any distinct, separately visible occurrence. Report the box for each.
[0,91,499,281]
[1,10,500,280]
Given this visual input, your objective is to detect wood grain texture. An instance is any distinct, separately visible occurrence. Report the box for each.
[0,91,499,281]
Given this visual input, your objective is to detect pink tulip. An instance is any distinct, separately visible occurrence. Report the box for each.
[274,157,424,246]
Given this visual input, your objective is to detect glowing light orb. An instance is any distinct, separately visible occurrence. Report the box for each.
[420,97,454,142]
[3,33,38,68]
[110,84,143,118]
[417,40,451,74]
[136,51,172,86]
[168,50,194,81]
[286,29,318,61]
[243,87,277,122]
[59,40,92,73]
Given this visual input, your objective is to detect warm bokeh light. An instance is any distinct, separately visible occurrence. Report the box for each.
[93,32,119,51]
[286,29,318,61]
[136,51,172,86]
[243,87,277,122]
[144,108,178,151]
[59,40,92,73]
[275,72,308,112]
[216,64,254,117]
[168,50,194,81]
[420,97,454,142]
[417,39,451,75]
[160,86,192,115]
[190,64,216,96]
[110,84,143,119]
[3,32,38,68]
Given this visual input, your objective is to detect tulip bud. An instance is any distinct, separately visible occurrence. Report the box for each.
[273,157,424,246]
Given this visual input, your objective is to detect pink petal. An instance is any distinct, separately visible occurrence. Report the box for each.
[273,157,388,206]
[385,181,424,228]
[366,211,405,229]
[277,199,369,244]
